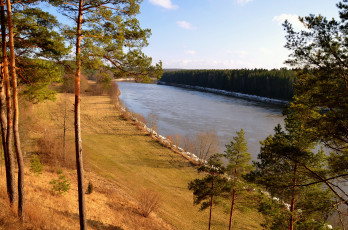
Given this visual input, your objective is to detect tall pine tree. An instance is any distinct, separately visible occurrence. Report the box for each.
[283,0,348,187]
[48,0,162,228]
[223,129,253,230]
[188,154,227,230]
[251,109,335,229]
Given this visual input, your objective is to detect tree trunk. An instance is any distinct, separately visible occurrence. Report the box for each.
[0,3,15,206]
[6,0,25,220]
[0,64,7,163]
[63,98,67,163]
[289,162,297,230]
[228,189,236,230]
[228,168,238,230]
[75,0,87,229]
[208,175,214,230]
[63,113,66,163]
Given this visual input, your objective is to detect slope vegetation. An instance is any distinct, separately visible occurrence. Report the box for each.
[0,91,263,229]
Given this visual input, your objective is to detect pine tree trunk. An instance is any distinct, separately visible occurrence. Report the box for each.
[0,64,8,189]
[63,113,66,163]
[228,168,238,230]
[0,65,7,160]
[208,175,214,230]
[0,3,15,206]
[289,163,297,230]
[75,0,87,229]
[6,0,25,220]
[63,98,67,163]
[228,189,236,230]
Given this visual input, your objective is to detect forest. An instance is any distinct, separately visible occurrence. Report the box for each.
[160,68,296,100]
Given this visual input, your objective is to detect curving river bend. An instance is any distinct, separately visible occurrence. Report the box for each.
[117,82,285,159]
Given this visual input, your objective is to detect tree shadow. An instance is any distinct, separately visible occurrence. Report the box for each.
[56,210,123,230]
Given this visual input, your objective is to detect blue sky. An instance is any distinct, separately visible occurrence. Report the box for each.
[137,0,340,69]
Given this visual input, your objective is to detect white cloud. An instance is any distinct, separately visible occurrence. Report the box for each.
[273,14,306,30]
[236,0,253,6]
[149,0,178,9]
[185,50,196,55]
[176,21,196,30]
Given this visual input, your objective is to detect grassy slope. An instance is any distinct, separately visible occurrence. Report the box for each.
[3,92,263,229]
[80,94,263,230]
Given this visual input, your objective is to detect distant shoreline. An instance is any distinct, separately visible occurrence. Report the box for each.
[114,77,135,82]
[157,81,289,106]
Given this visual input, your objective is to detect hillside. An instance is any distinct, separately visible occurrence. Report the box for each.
[0,90,263,229]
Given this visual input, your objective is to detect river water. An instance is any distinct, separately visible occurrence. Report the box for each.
[117,82,284,159]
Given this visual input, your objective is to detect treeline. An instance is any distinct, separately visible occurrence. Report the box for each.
[160,68,296,100]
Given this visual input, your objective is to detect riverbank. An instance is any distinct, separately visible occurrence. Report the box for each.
[158,81,289,105]
[78,92,265,229]
[115,77,135,82]
[116,100,206,166]
[0,89,263,229]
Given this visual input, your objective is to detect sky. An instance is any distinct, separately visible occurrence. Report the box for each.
[136,0,340,69]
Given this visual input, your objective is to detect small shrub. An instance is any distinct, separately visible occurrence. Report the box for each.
[30,155,43,175]
[86,181,93,194]
[50,169,70,194]
[61,73,89,93]
[96,72,112,94]
[109,82,121,106]
[166,135,173,147]
[147,113,158,135]
[137,188,161,217]
[36,127,75,169]
[173,134,182,147]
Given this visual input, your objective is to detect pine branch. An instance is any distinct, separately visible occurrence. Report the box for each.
[285,173,348,187]
[302,164,348,206]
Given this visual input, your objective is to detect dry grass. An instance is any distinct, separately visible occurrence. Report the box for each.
[25,199,56,229]
[0,165,171,230]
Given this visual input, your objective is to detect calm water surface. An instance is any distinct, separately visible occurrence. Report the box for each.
[117,82,284,159]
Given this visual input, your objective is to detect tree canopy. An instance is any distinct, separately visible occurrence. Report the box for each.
[49,0,162,82]
[2,6,69,102]
[282,1,348,212]
[284,0,348,162]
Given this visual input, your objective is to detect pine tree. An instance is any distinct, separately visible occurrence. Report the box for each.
[251,111,335,229]
[282,1,348,216]
[6,0,25,219]
[188,154,227,230]
[223,129,253,230]
[48,0,161,228]
[0,1,67,219]
[283,0,348,180]
[0,2,15,206]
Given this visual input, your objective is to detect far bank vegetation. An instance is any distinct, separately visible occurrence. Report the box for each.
[161,68,296,100]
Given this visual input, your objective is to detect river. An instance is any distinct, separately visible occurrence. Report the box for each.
[117,82,285,159]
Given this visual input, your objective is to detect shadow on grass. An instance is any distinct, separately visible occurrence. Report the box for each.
[56,210,123,230]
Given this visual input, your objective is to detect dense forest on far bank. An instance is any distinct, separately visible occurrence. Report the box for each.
[160,69,296,100]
